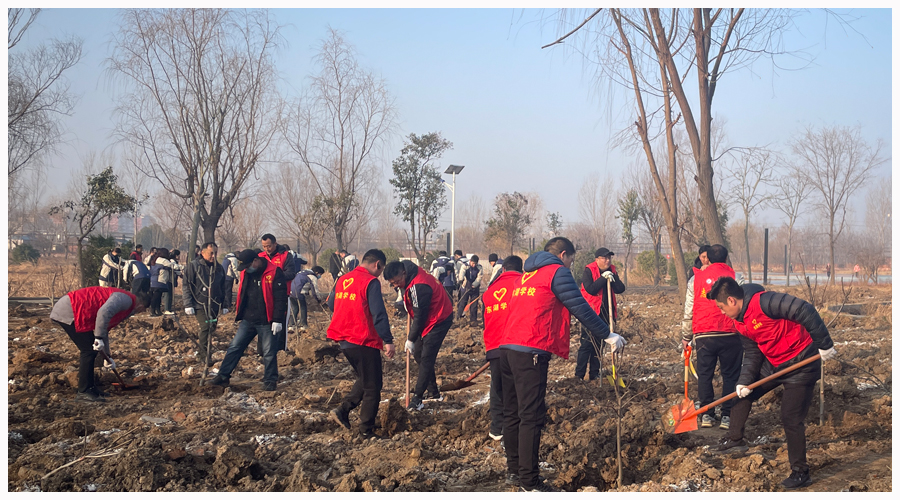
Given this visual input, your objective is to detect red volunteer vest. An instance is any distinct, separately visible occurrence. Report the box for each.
[692,263,740,334]
[736,292,812,366]
[579,262,618,320]
[482,271,522,352]
[260,249,288,270]
[69,287,137,333]
[403,267,453,337]
[236,261,277,322]
[500,264,571,359]
[327,267,383,349]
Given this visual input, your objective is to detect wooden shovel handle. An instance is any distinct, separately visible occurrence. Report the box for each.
[405,314,411,408]
[683,353,822,421]
[464,362,491,382]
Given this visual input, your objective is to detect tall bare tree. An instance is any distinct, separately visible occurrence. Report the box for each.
[577,173,619,250]
[770,167,810,285]
[282,28,397,251]
[727,148,775,282]
[269,165,332,265]
[108,8,283,247]
[864,179,891,266]
[791,124,887,283]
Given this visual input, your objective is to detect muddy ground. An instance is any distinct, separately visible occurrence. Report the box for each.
[6,277,892,492]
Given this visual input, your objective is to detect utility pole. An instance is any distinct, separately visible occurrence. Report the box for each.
[763,228,769,285]
[443,165,465,254]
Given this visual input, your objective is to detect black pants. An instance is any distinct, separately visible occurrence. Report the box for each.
[54,320,98,393]
[412,316,453,397]
[340,345,384,433]
[457,286,480,321]
[195,308,219,366]
[498,348,550,489]
[695,335,744,417]
[725,358,821,473]
[290,295,309,327]
[150,287,166,314]
[575,324,604,380]
[131,277,149,295]
[489,357,505,436]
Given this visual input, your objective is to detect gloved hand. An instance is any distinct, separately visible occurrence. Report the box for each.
[272,323,283,335]
[736,385,752,398]
[604,332,626,353]
[601,271,615,282]
[819,347,837,361]
[221,308,229,315]
[92,338,105,352]
[405,340,415,353]
[104,358,117,370]
[185,307,195,315]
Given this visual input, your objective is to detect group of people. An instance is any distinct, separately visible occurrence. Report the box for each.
[58,234,837,491]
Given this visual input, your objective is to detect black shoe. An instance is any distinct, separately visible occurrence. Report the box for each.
[208,375,229,388]
[331,408,351,430]
[262,381,276,391]
[782,468,811,489]
[711,437,749,454]
[519,480,559,492]
[506,474,545,486]
[407,395,424,411]
[358,430,382,440]
[75,389,106,402]
[423,390,443,401]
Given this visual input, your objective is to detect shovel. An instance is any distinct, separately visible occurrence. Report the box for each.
[462,293,483,316]
[98,350,140,390]
[604,278,625,387]
[405,314,411,409]
[440,361,491,392]
[664,353,822,434]
[672,345,694,425]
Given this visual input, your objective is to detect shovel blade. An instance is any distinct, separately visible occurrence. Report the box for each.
[663,398,699,434]
[439,379,476,392]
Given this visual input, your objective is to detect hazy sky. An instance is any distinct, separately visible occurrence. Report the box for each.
[10,6,893,233]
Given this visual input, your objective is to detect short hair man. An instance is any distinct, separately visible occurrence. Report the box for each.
[575,247,625,381]
[129,244,143,263]
[183,242,230,369]
[122,258,151,295]
[384,258,454,410]
[681,244,743,429]
[99,248,123,287]
[457,255,484,324]
[708,276,837,489]
[327,250,395,438]
[481,255,523,444]
[497,237,625,491]
[487,253,504,285]
[338,249,359,277]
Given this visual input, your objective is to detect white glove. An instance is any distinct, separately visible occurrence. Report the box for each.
[92,338,105,351]
[819,347,837,361]
[221,308,229,315]
[601,271,615,282]
[185,307,195,315]
[604,332,626,353]
[272,323,283,335]
[104,358,117,370]
[405,340,415,353]
[736,385,752,398]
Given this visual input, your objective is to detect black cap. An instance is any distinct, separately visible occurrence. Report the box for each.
[594,247,614,258]
[236,248,260,271]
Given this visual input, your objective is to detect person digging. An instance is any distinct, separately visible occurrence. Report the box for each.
[50,286,151,402]
[326,250,395,439]
[708,276,837,489]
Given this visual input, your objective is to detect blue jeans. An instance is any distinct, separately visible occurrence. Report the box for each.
[218,321,278,384]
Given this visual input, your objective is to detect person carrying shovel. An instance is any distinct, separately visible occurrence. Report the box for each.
[708,276,838,489]
[326,249,395,439]
[575,247,624,381]
[50,286,151,402]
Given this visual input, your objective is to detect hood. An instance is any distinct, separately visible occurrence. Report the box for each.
[523,251,564,272]
[737,283,766,322]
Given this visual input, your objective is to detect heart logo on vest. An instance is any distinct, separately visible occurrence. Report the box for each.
[493,288,507,301]
[342,278,354,290]
[521,271,538,284]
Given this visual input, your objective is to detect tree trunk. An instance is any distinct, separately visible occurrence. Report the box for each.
[829,221,836,285]
[76,238,86,287]
[335,229,345,254]
[624,245,631,287]
[786,226,793,287]
[744,216,752,283]
[201,217,217,249]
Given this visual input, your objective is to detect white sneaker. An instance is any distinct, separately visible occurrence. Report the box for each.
[701,414,714,428]
[488,432,503,441]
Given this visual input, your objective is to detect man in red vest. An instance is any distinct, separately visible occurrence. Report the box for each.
[681,244,743,430]
[383,259,454,411]
[498,237,625,492]
[326,249,395,439]
[575,247,625,380]
[209,248,288,391]
[708,276,837,489]
[481,255,523,448]
[50,287,151,402]
[259,234,297,352]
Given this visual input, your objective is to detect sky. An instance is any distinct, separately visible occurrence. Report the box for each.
[7,5,893,234]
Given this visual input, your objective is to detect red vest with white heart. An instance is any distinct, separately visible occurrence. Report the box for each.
[482,271,522,352]
[692,263,739,334]
[735,292,812,366]
[69,286,137,333]
[500,264,571,359]
[327,267,383,349]
[579,262,618,320]
[236,262,277,322]
[403,267,453,337]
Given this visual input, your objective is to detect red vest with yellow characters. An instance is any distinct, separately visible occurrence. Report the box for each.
[736,292,813,366]
[500,264,571,359]
[327,267,383,349]
[70,286,137,333]
[692,263,739,335]
[403,267,453,337]
[482,271,522,352]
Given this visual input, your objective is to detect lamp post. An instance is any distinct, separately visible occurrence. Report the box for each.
[443,164,465,255]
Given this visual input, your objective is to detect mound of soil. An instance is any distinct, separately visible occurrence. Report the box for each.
[7,285,892,492]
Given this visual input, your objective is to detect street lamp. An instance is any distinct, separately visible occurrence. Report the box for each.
[443,164,465,255]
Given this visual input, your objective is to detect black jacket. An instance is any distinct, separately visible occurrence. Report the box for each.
[581,266,625,322]
[183,257,230,313]
[235,266,288,325]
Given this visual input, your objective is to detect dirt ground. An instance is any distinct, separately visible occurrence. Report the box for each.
[6,271,892,492]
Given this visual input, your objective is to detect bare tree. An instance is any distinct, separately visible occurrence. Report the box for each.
[577,173,619,250]
[282,28,397,252]
[216,197,267,251]
[456,193,488,254]
[727,148,776,282]
[632,169,665,285]
[120,146,152,243]
[108,8,283,247]
[269,164,332,265]
[862,178,891,283]
[8,8,83,181]
[147,189,192,251]
[770,167,810,285]
[791,125,887,283]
